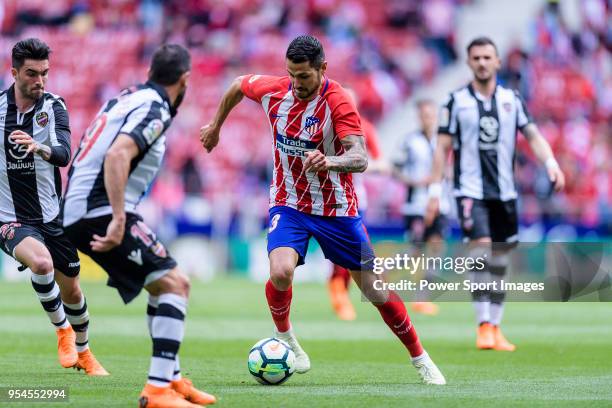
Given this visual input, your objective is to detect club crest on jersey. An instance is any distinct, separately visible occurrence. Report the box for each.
[503,102,512,112]
[143,119,164,144]
[35,111,49,128]
[304,116,320,136]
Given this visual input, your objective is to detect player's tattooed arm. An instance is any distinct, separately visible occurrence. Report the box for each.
[35,143,52,160]
[304,135,368,173]
[200,76,245,152]
[522,123,565,192]
[9,130,52,161]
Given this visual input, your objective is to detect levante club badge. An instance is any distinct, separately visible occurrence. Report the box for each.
[36,111,49,128]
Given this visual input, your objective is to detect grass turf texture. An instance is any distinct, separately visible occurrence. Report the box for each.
[0,278,611,407]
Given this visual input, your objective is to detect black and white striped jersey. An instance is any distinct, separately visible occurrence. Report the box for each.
[438,83,532,201]
[394,131,450,216]
[0,85,71,224]
[62,81,174,227]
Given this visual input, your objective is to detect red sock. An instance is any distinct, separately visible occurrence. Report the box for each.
[331,264,351,289]
[375,291,424,357]
[265,279,292,333]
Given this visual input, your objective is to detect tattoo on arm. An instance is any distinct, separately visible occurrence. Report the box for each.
[35,143,52,161]
[326,135,368,173]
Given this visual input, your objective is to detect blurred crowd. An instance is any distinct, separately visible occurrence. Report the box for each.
[500,0,610,233]
[0,0,608,239]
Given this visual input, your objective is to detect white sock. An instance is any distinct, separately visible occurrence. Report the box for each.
[31,272,70,329]
[473,301,491,325]
[173,356,182,381]
[489,303,505,326]
[147,294,187,387]
[146,296,181,381]
[63,296,89,352]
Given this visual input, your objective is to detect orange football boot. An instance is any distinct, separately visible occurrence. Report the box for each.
[476,323,495,350]
[328,277,356,321]
[75,349,110,376]
[410,302,439,316]
[493,326,516,351]
[56,326,78,368]
[138,384,201,408]
[172,378,216,405]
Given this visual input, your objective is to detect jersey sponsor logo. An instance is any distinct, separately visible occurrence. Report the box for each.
[7,136,30,160]
[0,222,20,240]
[128,249,143,265]
[142,119,164,145]
[35,111,49,128]
[7,161,35,171]
[275,133,317,157]
[304,116,320,136]
[479,116,499,145]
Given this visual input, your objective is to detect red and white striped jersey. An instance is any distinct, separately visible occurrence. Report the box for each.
[241,74,363,217]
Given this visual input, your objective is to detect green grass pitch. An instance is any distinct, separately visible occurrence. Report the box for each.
[0,278,611,407]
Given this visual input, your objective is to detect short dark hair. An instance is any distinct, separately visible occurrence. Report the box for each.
[286,35,325,69]
[466,36,498,55]
[149,44,191,86]
[12,38,51,69]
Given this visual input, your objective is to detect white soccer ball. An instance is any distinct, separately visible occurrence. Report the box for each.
[247,338,296,385]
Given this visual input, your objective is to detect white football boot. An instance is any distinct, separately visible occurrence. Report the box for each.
[411,351,446,385]
[274,327,311,374]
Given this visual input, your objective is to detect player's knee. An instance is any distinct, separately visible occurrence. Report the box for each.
[489,253,510,276]
[29,256,54,275]
[468,245,490,267]
[269,262,294,289]
[146,268,190,297]
[177,272,191,296]
[165,269,190,297]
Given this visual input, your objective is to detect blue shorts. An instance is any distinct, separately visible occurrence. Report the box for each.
[266,206,375,271]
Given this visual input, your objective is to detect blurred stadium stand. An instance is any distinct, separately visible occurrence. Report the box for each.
[0,0,609,278]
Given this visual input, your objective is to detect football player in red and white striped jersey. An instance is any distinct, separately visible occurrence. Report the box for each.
[200,35,446,385]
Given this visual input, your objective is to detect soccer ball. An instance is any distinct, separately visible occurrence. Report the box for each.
[248,338,295,385]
